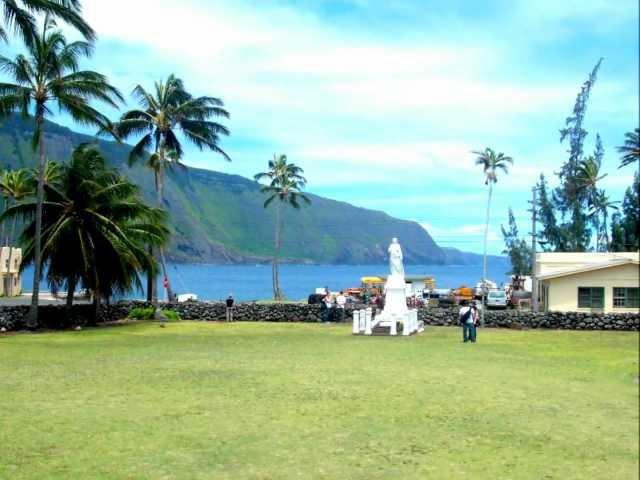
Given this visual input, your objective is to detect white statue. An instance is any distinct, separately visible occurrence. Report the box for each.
[388,237,404,278]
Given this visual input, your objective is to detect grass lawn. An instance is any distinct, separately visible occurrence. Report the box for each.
[1,322,638,480]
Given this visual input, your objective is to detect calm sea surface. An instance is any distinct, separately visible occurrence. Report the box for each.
[22,261,511,302]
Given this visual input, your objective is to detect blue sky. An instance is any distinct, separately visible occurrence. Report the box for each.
[11,0,640,254]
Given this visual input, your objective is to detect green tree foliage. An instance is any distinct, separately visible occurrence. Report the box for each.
[617,128,639,170]
[255,154,310,300]
[114,74,230,305]
[0,16,122,326]
[610,173,639,251]
[0,0,94,45]
[1,144,168,319]
[537,60,605,252]
[501,208,532,278]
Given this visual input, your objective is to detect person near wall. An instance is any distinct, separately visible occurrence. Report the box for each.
[321,293,334,323]
[226,294,235,322]
[336,291,347,322]
[459,300,478,343]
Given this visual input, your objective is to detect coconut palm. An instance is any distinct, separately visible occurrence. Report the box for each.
[0,168,31,244]
[589,190,619,251]
[576,156,607,248]
[617,128,639,170]
[114,74,230,306]
[1,144,168,318]
[41,160,62,187]
[0,0,94,45]
[0,16,123,327]
[473,147,513,321]
[576,157,607,202]
[254,154,310,300]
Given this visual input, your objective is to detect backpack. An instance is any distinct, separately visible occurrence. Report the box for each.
[460,307,472,325]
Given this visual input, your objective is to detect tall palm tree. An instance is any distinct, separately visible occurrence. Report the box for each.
[473,147,513,321]
[254,154,310,300]
[589,190,619,251]
[1,144,168,318]
[0,0,94,45]
[617,128,639,170]
[114,74,230,306]
[0,16,122,327]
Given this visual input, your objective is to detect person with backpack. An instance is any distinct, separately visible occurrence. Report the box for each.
[459,300,478,343]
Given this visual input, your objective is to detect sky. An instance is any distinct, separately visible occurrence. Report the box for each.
[7,0,639,254]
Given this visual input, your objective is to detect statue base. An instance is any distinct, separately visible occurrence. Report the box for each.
[354,274,424,336]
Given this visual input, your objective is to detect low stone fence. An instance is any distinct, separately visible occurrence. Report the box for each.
[0,301,637,332]
[418,307,639,331]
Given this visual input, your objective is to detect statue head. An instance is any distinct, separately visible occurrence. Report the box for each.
[391,237,398,244]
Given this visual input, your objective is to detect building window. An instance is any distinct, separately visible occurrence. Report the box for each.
[613,288,639,308]
[578,287,604,309]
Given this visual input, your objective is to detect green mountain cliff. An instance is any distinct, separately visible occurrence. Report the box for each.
[0,115,490,265]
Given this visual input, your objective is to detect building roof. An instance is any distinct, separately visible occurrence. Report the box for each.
[538,256,639,280]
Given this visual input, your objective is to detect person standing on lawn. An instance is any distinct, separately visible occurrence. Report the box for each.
[336,291,347,322]
[226,294,235,322]
[321,292,334,323]
[459,300,478,343]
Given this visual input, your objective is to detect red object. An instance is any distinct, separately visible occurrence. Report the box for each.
[163,277,169,289]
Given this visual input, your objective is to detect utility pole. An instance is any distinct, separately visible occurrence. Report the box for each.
[530,186,539,313]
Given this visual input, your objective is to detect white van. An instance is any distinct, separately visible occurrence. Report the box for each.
[486,289,507,309]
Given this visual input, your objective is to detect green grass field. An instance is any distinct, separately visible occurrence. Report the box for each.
[1,322,638,479]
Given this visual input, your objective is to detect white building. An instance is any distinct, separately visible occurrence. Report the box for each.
[0,246,22,297]
[536,252,639,313]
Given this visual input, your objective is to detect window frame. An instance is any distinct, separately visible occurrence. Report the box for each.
[613,287,639,309]
[577,287,605,309]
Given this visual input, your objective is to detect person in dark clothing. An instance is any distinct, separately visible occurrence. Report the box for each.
[226,294,234,322]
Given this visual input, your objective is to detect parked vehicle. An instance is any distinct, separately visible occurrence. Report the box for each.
[486,289,508,309]
[475,279,497,298]
[453,286,474,304]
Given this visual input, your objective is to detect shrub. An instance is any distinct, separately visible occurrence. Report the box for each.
[128,307,181,321]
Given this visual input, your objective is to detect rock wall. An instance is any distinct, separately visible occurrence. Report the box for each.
[0,301,637,332]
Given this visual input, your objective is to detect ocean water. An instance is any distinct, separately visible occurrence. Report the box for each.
[22,261,511,302]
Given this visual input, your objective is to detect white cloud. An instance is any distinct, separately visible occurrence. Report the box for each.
[58,0,638,250]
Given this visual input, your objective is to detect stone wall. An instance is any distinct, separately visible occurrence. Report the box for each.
[0,301,638,332]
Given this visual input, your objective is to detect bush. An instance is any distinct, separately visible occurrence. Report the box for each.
[128,307,181,322]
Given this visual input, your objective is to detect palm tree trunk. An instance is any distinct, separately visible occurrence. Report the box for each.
[66,276,76,309]
[155,166,174,303]
[273,201,282,300]
[146,244,155,303]
[91,292,100,326]
[481,182,493,325]
[27,112,46,329]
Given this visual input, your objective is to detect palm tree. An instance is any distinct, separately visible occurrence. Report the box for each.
[576,156,607,195]
[589,190,619,251]
[0,168,31,295]
[0,0,94,45]
[576,156,607,248]
[1,144,168,318]
[114,74,230,306]
[617,128,639,170]
[0,16,122,327]
[473,147,513,321]
[254,154,310,300]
